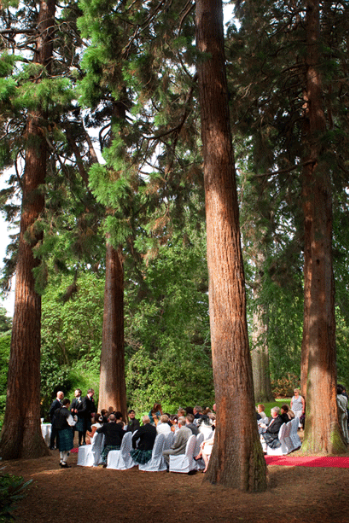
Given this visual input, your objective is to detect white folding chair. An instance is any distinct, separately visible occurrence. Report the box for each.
[77,432,105,467]
[194,433,205,470]
[164,431,175,449]
[169,435,197,473]
[266,423,287,456]
[139,434,166,472]
[290,417,302,450]
[107,432,135,470]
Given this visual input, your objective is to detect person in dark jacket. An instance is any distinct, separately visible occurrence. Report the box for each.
[130,415,157,464]
[97,412,125,465]
[260,407,285,452]
[80,388,96,444]
[126,410,141,433]
[70,389,84,446]
[49,391,64,450]
[55,398,77,468]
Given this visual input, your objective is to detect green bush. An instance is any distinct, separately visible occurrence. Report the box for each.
[0,469,32,521]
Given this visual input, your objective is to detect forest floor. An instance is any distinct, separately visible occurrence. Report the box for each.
[3,433,349,523]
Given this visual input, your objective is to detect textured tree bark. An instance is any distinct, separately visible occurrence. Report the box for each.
[251,310,274,403]
[196,0,267,490]
[0,0,55,459]
[301,0,346,453]
[98,240,127,420]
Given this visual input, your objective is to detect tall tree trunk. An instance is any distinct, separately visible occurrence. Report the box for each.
[98,239,127,420]
[301,0,346,453]
[195,0,267,490]
[0,0,55,459]
[98,100,128,420]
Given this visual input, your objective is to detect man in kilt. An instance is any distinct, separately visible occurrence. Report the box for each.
[96,412,125,466]
[130,415,157,465]
[55,398,77,468]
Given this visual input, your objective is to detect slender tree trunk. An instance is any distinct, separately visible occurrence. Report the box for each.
[301,0,346,453]
[252,308,274,403]
[0,0,55,459]
[196,0,267,490]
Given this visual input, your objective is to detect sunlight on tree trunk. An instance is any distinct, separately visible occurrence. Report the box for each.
[195,0,267,490]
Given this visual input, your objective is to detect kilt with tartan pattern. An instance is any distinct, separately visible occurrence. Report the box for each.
[58,428,74,452]
[130,448,152,465]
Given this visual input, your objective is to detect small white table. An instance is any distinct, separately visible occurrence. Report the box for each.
[41,423,52,446]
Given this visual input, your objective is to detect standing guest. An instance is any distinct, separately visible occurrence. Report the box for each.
[126,410,140,433]
[162,416,192,467]
[213,403,216,412]
[337,385,349,444]
[49,391,64,450]
[185,407,194,416]
[96,413,125,466]
[71,389,84,446]
[186,413,199,435]
[55,398,77,468]
[149,403,163,425]
[130,415,157,464]
[290,388,305,427]
[81,388,96,444]
[177,408,186,417]
[156,415,172,435]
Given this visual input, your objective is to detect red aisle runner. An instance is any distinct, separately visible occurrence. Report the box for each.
[265,455,349,468]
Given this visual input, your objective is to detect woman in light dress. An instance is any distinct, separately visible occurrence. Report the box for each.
[290,388,305,427]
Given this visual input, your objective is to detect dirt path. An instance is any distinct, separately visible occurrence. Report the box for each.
[3,449,349,523]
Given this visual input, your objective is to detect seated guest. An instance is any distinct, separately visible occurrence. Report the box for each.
[162,417,192,467]
[186,413,199,435]
[260,406,284,452]
[85,413,103,444]
[257,404,268,419]
[101,409,108,423]
[185,407,194,416]
[193,405,204,419]
[169,415,179,432]
[203,407,211,415]
[126,409,141,433]
[96,413,125,466]
[194,432,215,473]
[280,404,292,423]
[177,408,186,418]
[130,416,157,464]
[157,415,172,435]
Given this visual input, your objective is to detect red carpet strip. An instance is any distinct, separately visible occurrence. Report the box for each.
[265,455,349,468]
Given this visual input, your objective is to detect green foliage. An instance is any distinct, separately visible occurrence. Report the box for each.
[0,470,32,522]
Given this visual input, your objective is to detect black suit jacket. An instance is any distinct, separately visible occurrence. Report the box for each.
[265,415,284,440]
[81,395,95,419]
[132,424,157,451]
[49,399,62,421]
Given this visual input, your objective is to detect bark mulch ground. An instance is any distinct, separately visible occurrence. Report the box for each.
[2,448,349,523]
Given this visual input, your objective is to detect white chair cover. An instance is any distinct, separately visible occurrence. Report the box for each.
[107,432,135,470]
[139,433,166,472]
[290,417,302,450]
[164,431,175,449]
[77,432,105,467]
[283,421,293,453]
[169,434,197,473]
[194,433,205,470]
[198,424,213,440]
[266,422,288,456]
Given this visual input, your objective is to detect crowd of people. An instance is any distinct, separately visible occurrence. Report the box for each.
[48,385,349,468]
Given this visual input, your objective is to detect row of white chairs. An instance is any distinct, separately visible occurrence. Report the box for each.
[77,429,214,473]
[265,417,302,456]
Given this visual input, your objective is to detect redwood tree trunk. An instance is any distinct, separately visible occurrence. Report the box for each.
[98,240,127,420]
[251,308,274,403]
[301,0,346,453]
[0,0,55,459]
[196,0,267,490]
